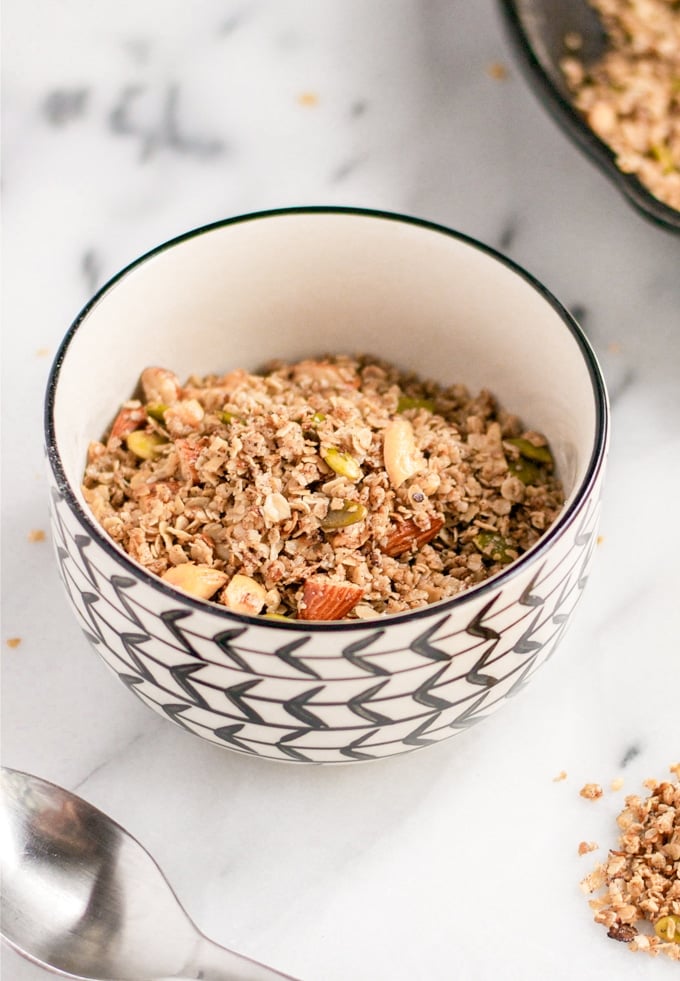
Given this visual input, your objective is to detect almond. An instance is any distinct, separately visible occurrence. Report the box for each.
[381,514,444,557]
[108,404,146,443]
[298,576,364,621]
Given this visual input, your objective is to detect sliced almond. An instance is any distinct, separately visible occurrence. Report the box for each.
[140,366,182,405]
[383,418,425,488]
[381,514,444,557]
[162,562,227,600]
[220,574,267,615]
[298,576,364,621]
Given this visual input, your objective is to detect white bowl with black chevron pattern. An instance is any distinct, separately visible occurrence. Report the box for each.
[45,208,609,763]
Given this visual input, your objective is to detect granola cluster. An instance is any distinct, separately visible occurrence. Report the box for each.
[561,0,680,211]
[581,764,680,960]
[82,355,564,620]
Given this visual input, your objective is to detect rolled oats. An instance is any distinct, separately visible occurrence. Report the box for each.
[581,764,680,960]
[82,355,564,620]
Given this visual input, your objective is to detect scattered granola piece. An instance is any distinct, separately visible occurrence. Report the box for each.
[582,765,680,960]
[35,347,51,357]
[28,529,46,543]
[580,783,604,800]
[297,91,319,107]
[579,841,599,856]
[487,61,509,80]
[6,637,22,648]
[611,777,624,792]
[608,923,638,943]
[597,535,604,545]
[553,770,568,782]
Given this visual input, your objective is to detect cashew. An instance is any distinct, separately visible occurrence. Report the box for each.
[383,418,425,488]
[140,367,181,405]
[161,562,227,599]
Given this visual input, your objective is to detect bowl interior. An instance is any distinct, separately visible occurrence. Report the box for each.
[51,210,603,526]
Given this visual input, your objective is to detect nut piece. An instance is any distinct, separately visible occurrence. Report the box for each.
[321,500,368,531]
[222,574,267,615]
[175,437,207,484]
[298,576,364,621]
[162,562,228,600]
[381,515,444,557]
[383,418,426,488]
[164,399,205,437]
[263,492,292,525]
[109,404,146,444]
[126,430,167,460]
[321,447,362,481]
[607,923,638,943]
[580,783,604,800]
[140,367,181,405]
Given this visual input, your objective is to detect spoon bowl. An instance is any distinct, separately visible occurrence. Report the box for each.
[0,767,298,981]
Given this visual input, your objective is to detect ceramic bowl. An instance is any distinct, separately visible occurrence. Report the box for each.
[45,207,609,764]
[499,0,680,233]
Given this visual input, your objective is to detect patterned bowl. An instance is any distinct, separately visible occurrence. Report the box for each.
[45,208,609,764]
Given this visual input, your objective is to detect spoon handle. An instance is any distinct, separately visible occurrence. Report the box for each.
[179,934,301,981]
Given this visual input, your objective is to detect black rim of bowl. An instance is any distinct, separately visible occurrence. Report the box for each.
[498,0,680,234]
[45,205,610,632]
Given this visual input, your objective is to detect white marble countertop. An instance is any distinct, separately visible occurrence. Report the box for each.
[2,2,679,979]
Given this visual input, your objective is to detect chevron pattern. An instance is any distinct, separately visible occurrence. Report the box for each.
[47,473,604,763]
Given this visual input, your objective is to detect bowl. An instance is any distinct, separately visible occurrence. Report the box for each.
[499,0,680,233]
[45,207,609,763]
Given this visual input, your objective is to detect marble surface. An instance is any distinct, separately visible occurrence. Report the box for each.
[2,1,679,979]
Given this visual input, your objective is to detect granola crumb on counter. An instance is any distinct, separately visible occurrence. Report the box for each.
[6,637,22,649]
[610,777,625,792]
[580,764,680,961]
[553,770,568,782]
[578,840,600,856]
[580,782,604,800]
[28,529,46,543]
[560,0,680,211]
[487,61,509,80]
[82,355,564,621]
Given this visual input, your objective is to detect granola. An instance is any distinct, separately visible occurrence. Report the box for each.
[82,355,564,620]
[560,0,680,211]
[581,764,680,960]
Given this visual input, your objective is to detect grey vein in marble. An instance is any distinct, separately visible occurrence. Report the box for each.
[109,83,226,161]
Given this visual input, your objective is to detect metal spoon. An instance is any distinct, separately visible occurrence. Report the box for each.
[0,767,301,981]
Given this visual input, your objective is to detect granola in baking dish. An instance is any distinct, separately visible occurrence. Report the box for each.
[82,355,564,620]
[561,0,680,211]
